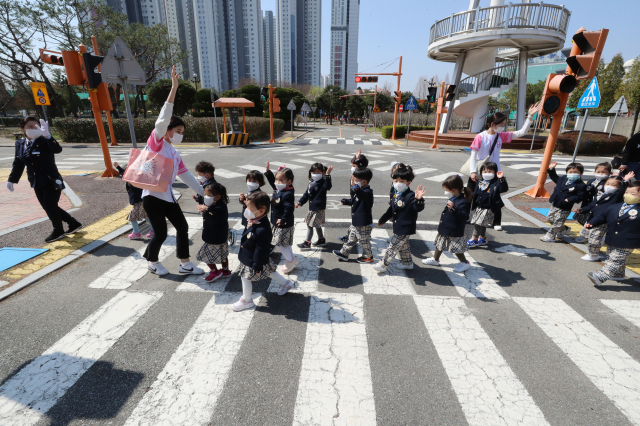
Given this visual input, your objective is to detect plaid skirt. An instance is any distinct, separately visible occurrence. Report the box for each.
[272,225,294,247]
[435,233,468,254]
[470,208,495,227]
[127,201,148,221]
[305,209,326,227]
[196,242,229,264]
[239,259,278,281]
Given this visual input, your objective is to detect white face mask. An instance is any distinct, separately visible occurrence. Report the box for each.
[243,208,256,220]
[311,173,323,182]
[350,166,356,174]
[604,185,617,194]
[353,181,362,188]
[203,196,215,206]
[25,129,42,140]
[496,126,505,133]
[275,183,287,191]
[393,182,407,193]
[169,133,183,144]
[247,182,259,192]
[444,190,453,198]
[595,174,609,180]
[197,175,207,182]
[482,173,495,181]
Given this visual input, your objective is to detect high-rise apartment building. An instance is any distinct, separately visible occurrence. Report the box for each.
[164,0,199,81]
[262,11,277,85]
[330,0,359,91]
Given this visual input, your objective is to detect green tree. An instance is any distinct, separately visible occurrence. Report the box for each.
[147,79,196,116]
[597,53,626,115]
[315,85,348,118]
[51,68,82,117]
[345,95,366,117]
[616,56,640,136]
[264,87,307,129]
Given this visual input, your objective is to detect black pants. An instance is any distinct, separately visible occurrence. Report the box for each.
[34,186,76,232]
[143,195,190,262]
[467,177,502,226]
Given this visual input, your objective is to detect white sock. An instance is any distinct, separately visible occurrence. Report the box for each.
[241,277,253,302]
[181,261,190,267]
[270,271,289,286]
[149,261,159,267]
[280,246,294,262]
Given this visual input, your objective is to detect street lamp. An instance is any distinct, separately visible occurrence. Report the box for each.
[329,89,333,126]
[191,72,200,91]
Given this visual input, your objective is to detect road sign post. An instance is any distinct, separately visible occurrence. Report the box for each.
[287,100,296,137]
[572,77,601,162]
[311,106,317,129]
[29,82,50,124]
[210,88,220,145]
[608,95,628,138]
[404,95,418,147]
[301,103,311,131]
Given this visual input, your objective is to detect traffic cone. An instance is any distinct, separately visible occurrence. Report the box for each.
[365,124,367,132]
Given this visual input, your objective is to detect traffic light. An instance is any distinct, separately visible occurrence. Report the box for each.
[260,87,268,101]
[444,85,456,102]
[40,49,64,66]
[268,86,281,113]
[427,87,437,103]
[393,91,401,104]
[565,28,609,80]
[355,76,378,83]
[82,53,104,89]
[539,73,577,117]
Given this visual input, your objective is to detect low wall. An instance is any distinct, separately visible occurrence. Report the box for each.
[574,116,637,138]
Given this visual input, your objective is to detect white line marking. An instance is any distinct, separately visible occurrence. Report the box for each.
[493,244,547,257]
[425,172,458,182]
[56,166,79,169]
[414,295,549,426]
[55,162,97,165]
[293,292,376,425]
[123,292,260,426]
[413,167,438,175]
[331,154,355,159]
[360,228,416,295]
[362,140,373,145]
[380,140,394,145]
[345,139,355,145]
[600,299,640,330]
[515,297,640,426]
[0,291,162,426]
[309,139,320,144]
[366,160,387,166]
[418,230,511,299]
[328,139,337,144]
[312,156,345,163]
[214,169,246,179]
[296,151,330,156]
[0,157,16,161]
[62,184,82,207]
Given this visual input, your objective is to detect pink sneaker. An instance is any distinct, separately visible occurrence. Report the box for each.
[277,280,297,296]
[146,230,155,238]
[128,232,142,240]
[221,269,232,277]
[232,297,255,312]
[205,270,223,282]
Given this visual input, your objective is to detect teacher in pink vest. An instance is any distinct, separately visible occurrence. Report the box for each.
[143,65,205,276]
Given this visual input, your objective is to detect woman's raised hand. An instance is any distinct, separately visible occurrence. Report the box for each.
[171,65,179,90]
[266,161,270,171]
[528,102,541,117]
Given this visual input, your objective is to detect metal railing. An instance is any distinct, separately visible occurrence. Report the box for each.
[429,2,571,44]
[457,62,518,99]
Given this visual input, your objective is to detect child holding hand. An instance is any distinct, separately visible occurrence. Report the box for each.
[114,161,154,239]
[340,150,369,243]
[540,162,587,242]
[239,170,265,230]
[265,162,298,273]
[468,162,508,247]
[296,162,333,249]
[196,183,230,282]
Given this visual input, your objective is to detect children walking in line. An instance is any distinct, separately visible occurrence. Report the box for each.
[340,150,369,243]
[422,175,472,273]
[573,162,612,232]
[196,183,231,282]
[114,162,154,239]
[540,162,587,242]
[586,181,640,286]
[265,163,298,273]
[334,167,375,263]
[468,162,508,248]
[296,162,333,249]
[192,161,216,205]
[234,192,296,311]
[374,165,426,272]
[239,170,266,230]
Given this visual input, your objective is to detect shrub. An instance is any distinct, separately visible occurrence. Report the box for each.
[53,117,284,143]
[555,131,627,156]
[0,117,25,127]
[381,125,435,139]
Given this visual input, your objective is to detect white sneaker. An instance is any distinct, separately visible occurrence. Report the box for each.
[277,280,297,295]
[494,225,503,231]
[282,256,300,274]
[148,262,169,276]
[179,262,204,275]
[373,262,387,273]
[422,257,440,266]
[232,297,255,312]
[453,262,471,273]
[574,236,585,243]
[581,254,600,262]
[540,235,556,242]
[397,263,414,270]
[610,276,626,281]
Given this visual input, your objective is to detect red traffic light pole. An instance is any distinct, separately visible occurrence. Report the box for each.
[91,36,118,147]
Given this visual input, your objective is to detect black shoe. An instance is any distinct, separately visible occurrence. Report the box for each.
[65,221,83,235]
[313,238,327,247]
[338,235,349,243]
[45,229,66,243]
[332,250,348,261]
[357,256,374,264]
[297,240,312,250]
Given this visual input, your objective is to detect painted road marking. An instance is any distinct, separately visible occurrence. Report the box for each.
[425,172,458,182]
[413,167,438,175]
[214,169,246,179]
[309,139,320,144]
[494,244,547,257]
[361,228,416,295]
[600,299,640,330]
[328,139,337,144]
[345,139,355,144]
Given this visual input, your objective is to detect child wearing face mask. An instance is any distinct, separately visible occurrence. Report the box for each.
[540,162,587,242]
[114,162,154,239]
[334,167,375,263]
[468,162,508,248]
[234,192,297,311]
[196,183,231,282]
[374,165,426,272]
[265,163,298,274]
[573,162,612,228]
[585,181,640,286]
[295,162,333,249]
[339,150,369,243]
[239,170,265,229]
[422,175,473,273]
[192,161,216,205]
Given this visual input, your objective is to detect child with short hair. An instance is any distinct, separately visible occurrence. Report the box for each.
[374,165,426,272]
[295,162,333,249]
[114,162,154,239]
[334,167,375,263]
[234,192,297,311]
[239,170,266,230]
[468,162,508,247]
[339,150,369,243]
[573,162,612,232]
[388,162,404,201]
[265,163,298,273]
[422,175,473,273]
[586,181,640,286]
[196,183,231,281]
[192,161,216,204]
[540,162,587,242]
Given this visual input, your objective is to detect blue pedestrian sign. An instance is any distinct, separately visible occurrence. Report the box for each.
[36,89,45,97]
[405,95,418,111]
[578,77,601,109]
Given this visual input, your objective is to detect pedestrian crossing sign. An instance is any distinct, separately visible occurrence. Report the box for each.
[577,77,600,109]
[405,95,418,111]
[29,82,50,106]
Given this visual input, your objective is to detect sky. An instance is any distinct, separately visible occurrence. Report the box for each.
[261,0,640,92]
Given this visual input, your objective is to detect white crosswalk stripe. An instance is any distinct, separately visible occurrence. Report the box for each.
[294,138,395,146]
[214,169,246,179]
[600,299,640,329]
[425,172,459,182]
[361,228,416,295]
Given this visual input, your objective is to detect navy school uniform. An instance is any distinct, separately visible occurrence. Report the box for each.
[589,202,640,249]
[438,195,470,238]
[342,184,374,226]
[194,176,217,205]
[265,170,295,228]
[471,176,508,213]
[238,215,273,272]
[379,188,425,235]
[548,168,587,211]
[240,188,263,228]
[202,201,229,245]
[116,165,143,205]
[297,176,332,210]
[582,177,607,206]
[578,186,626,223]
[9,136,64,189]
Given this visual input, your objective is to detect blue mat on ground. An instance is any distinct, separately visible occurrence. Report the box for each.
[531,208,575,220]
[462,147,471,151]
[0,247,49,272]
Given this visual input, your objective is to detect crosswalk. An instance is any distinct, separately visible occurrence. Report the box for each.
[501,153,605,178]
[1,219,640,425]
[298,138,395,145]
[50,148,208,170]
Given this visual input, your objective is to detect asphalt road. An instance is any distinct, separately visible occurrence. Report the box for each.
[0,125,639,426]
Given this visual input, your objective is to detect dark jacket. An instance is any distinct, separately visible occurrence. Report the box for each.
[619,132,640,166]
[582,178,606,206]
[548,168,587,211]
[471,177,509,213]
[202,201,229,245]
[438,195,470,238]
[589,202,640,249]
[238,215,273,272]
[240,188,263,228]
[343,184,374,226]
[116,165,143,205]
[194,176,217,204]
[379,188,425,235]
[265,170,295,228]
[8,136,64,189]
[579,187,626,221]
[298,176,332,211]
[389,185,395,201]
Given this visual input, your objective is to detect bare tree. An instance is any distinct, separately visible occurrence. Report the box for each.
[382,81,394,92]
[414,76,430,99]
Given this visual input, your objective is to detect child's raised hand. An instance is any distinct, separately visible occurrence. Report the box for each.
[584,223,593,229]
[549,162,557,169]
[113,161,119,168]
[326,165,333,175]
[196,204,207,212]
[355,149,361,159]
[239,193,245,202]
[624,171,635,181]
[497,171,504,179]
[266,161,270,171]
[414,185,427,199]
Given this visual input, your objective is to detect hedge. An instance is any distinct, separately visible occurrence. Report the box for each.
[0,117,25,127]
[381,125,435,139]
[555,131,627,156]
[52,116,284,143]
